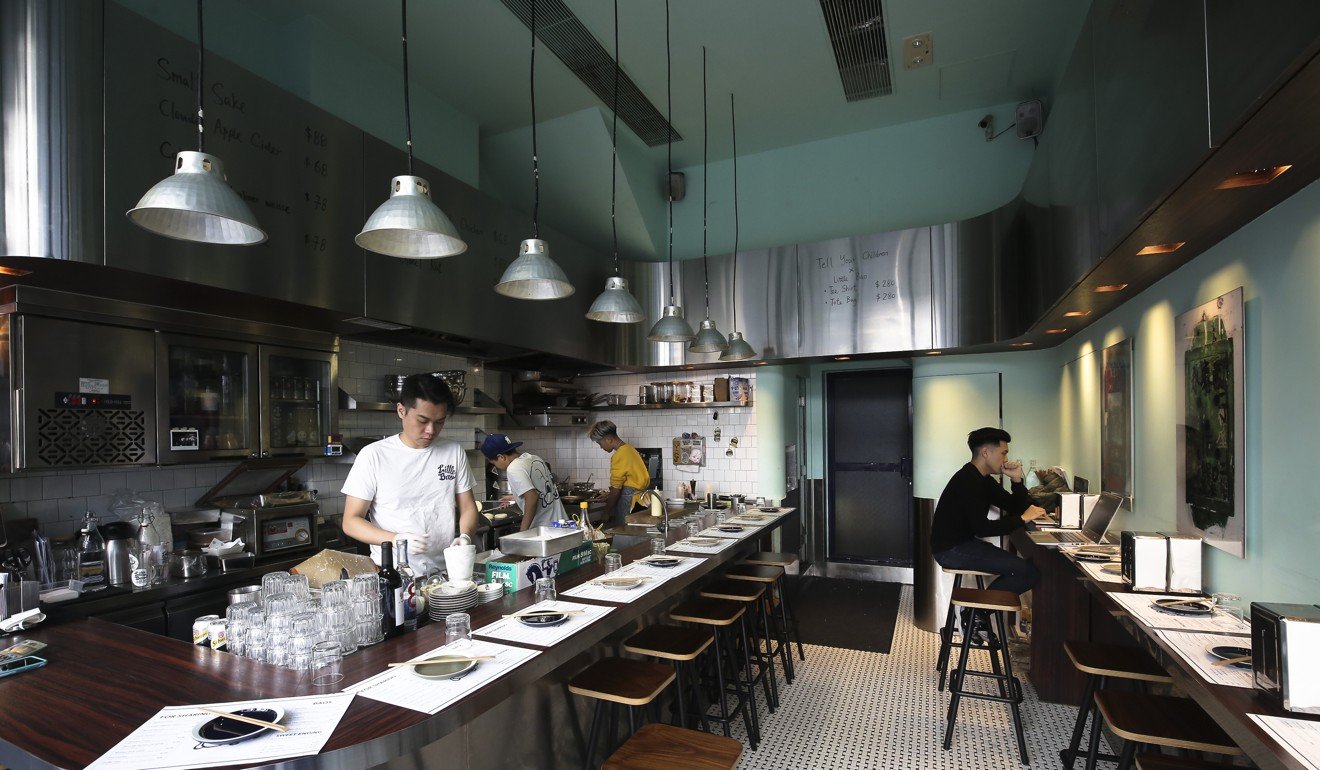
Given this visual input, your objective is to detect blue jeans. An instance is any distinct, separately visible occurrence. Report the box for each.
[934,539,1040,595]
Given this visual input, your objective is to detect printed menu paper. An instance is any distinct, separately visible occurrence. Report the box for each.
[561,556,702,604]
[345,640,537,715]
[1153,629,1253,688]
[1074,558,1124,584]
[1109,592,1249,635]
[1248,714,1320,770]
[473,600,613,647]
[85,693,354,770]
[667,537,738,555]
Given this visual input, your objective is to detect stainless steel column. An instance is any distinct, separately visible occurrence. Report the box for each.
[913,496,950,633]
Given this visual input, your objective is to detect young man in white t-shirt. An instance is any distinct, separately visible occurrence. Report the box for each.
[341,374,479,575]
[480,434,566,530]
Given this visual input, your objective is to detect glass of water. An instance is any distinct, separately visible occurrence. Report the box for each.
[445,612,472,648]
[650,536,667,556]
[604,553,622,573]
[534,577,557,604]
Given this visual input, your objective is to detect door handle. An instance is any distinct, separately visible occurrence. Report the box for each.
[900,456,912,480]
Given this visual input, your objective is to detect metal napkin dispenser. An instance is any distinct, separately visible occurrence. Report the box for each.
[1120,531,1168,592]
[1251,602,1320,714]
[1160,532,1203,594]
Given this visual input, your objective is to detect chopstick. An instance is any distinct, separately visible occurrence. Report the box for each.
[502,609,587,619]
[1158,597,1211,607]
[388,656,496,668]
[197,706,290,733]
[1211,655,1251,667]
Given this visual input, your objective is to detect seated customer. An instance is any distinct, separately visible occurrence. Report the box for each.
[931,427,1046,595]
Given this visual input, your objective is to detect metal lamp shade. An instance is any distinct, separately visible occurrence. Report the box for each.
[586,276,645,323]
[495,238,575,300]
[719,331,758,361]
[647,304,696,342]
[127,151,267,245]
[356,175,467,258]
[689,317,729,352]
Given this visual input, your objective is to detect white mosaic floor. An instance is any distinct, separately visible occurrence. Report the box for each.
[719,585,1102,769]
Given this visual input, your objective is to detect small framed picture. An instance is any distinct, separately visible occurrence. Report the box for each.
[169,427,200,451]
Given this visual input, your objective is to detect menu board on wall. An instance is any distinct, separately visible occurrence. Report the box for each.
[101,3,366,314]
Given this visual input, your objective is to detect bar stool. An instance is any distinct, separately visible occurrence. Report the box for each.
[944,587,1028,765]
[1061,641,1173,769]
[935,567,995,691]
[699,578,779,714]
[623,625,714,730]
[724,562,796,683]
[1091,692,1243,770]
[670,597,760,749]
[569,657,676,770]
[740,552,806,663]
[1133,756,1243,770]
[603,723,743,770]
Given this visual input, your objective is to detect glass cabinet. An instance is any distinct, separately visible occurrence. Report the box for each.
[260,345,336,458]
[156,335,259,463]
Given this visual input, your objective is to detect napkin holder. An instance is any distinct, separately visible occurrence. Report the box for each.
[1251,602,1320,714]
[1160,532,1203,595]
[1120,531,1168,593]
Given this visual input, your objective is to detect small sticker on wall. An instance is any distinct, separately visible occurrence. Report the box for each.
[170,427,200,451]
[79,378,109,394]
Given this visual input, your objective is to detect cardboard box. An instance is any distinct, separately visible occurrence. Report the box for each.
[483,541,594,591]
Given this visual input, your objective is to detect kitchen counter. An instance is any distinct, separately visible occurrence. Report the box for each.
[0,510,796,769]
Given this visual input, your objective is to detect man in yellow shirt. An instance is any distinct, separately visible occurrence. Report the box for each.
[588,420,651,527]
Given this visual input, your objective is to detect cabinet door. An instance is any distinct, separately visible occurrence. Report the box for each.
[156,334,260,463]
[92,602,168,636]
[260,346,337,458]
[165,591,231,643]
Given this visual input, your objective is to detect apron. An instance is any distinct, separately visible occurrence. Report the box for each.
[612,486,640,527]
[369,501,455,577]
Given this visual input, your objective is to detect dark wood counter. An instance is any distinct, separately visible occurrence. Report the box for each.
[1012,529,1320,770]
[0,509,796,770]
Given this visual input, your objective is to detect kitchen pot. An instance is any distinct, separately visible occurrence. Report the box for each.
[428,370,467,406]
[227,585,260,605]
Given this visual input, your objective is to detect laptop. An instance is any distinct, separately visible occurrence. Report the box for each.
[1028,491,1122,546]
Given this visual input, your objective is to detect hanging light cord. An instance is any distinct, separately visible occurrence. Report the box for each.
[610,0,619,274]
[730,92,740,333]
[530,0,541,239]
[401,0,414,175]
[701,46,711,316]
[664,0,674,304]
[195,0,205,152]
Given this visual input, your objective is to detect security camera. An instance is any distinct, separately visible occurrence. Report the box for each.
[978,116,991,129]
[979,115,994,141]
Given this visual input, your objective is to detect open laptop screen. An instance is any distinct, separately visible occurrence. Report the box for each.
[1082,492,1123,541]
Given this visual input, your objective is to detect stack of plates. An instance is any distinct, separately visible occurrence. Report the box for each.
[426,581,478,620]
[476,582,504,604]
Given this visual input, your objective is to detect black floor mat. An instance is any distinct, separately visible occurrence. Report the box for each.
[785,575,902,654]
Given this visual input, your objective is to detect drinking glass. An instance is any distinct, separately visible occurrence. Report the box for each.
[244,626,268,662]
[351,573,380,602]
[604,553,622,573]
[321,579,351,607]
[686,520,702,539]
[264,591,297,619]
[445,612,472,648]
[715,511,728,526]
[288,633,316,670]
[289,611,317,637]
[287,573,311,600]
[1212,592,1245,629]
[261,572,291,601]
[356,618,381,648]
[311,641,343,687]
[650,537,667,556]
[534,577,557,604]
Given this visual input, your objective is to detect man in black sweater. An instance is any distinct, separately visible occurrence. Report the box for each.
[931,427,1045,595]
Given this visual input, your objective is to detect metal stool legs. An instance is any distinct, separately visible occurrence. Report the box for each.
[943,607,1029,765]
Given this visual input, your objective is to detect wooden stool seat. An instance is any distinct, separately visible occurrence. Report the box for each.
[624,625,714,661]
[699,578,765,602]
[1134,755,1244,770]
[670,598,745,626]
[1064,641,1173,683]
[723,563,784,583]
[942,567,996,577]
[950,586,1020,612]
[568,658,676,706]
[1094,692,1243,755]
[743,551,796,567]
[603,723,743,769]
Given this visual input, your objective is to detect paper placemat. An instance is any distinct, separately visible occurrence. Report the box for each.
[1153,629,1253,688]
[695,525,760,540]
[344,639,537,714]
[560,556,703,603]
[667,536,740,555]
[473,600,613,647]
[85,693,354,770]
[1248,714,1320,769]
[1074,558,1124,584]
[1109,592,1249,635]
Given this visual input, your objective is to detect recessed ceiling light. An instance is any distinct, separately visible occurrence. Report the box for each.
[1095,284,1128,293]
[925,351,942,356]
[1064,310,1091,317]
[1137,242,1185,255]
[1046,328,1067,334]
[754,361,767,366]
[1011,342,1033,347]
[0,266,33,277]
[1215,164,1291,190]
[834,356,850,361]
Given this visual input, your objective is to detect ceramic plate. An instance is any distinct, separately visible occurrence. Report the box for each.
[516,612,569,627]
[717,525,745,533]
[1152,598,1214,615]
[1207,644,1252,668]
[1100,563,1122,574]
[412,657,480,679]
[191,707,285,746]
[758,507,779,512]
[685,537,721,547]
[597,577,645,590]
[642,557,681,568]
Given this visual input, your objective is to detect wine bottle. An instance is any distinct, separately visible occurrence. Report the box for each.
[378,542,404,639]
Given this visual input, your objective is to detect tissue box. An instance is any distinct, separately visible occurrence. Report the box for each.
[1058,494,1097,529]
[1161,532,1203,594]
[1121,531,1169,592]
[483,541,594,591]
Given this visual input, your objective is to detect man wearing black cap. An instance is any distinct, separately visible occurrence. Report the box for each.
[481,434,565,531]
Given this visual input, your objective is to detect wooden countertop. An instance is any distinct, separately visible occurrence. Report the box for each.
[1012,529,1320,770]
[0,509,796,770]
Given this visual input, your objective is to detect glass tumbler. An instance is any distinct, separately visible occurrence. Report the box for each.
[534,577,557,604]
[650,536,667,556]
[351,573,380,602]
[604,553,622,573]
[288,633,316,670]
[311,641,344,687]
[715,511,728,526]
[287,573,311,600]
[264,591,297,619]
[321,579,351,607]
[687,520,702,539]
[445,612,472,648]
[244,626,268,662]
[260,572,291,601]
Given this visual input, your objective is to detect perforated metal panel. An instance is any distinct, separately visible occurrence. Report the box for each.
[819,0,894,101]
[35,408,149,465]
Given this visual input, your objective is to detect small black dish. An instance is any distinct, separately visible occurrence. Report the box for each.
[192,707,284,747]
[643,557,680,568]
[517,612,569,627]
[1152,598,1213,615]
[758,507,778,512]
[1208,644,1252,668]
[717,525,744,533]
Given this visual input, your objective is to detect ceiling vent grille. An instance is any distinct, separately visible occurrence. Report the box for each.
[500,0,681,147]
[819,0,893,101]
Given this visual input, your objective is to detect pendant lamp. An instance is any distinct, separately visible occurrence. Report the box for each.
[356,0,466,258]
[586,0,644,323]
[647,0,696,342]
[720,92,758,362]
[689,48,729,353]
[127,0,266,245]
[497,0,574,300]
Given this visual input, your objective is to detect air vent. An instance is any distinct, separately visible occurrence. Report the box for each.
[500,0,681,146]
[819,0,894,101]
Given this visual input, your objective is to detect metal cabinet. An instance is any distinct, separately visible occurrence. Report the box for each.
[155,334,260,464]
[259,345,336,459]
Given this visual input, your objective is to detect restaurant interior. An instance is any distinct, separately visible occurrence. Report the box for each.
[1,1,1320,768]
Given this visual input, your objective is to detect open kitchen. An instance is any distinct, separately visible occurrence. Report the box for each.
[3,1,1320,769]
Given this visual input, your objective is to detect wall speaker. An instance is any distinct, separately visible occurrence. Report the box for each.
[1016,100,1043,139]
[665,172,686,202]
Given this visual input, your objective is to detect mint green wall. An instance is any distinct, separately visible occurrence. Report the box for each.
[1054,178,1320,606]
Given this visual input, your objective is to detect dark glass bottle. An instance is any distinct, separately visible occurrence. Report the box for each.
[397,540,420,631]
[378,542,404,639]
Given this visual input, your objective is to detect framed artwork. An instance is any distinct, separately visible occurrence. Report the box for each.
[1175,287,1245,557]
[1100,338,1134,507]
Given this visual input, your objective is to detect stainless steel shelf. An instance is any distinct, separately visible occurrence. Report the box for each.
[590,401,752,411]
[337,388,505,415]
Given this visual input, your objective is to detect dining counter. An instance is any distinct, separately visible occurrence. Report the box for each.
[0,508,797,770]
[1011,529,1320,770]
